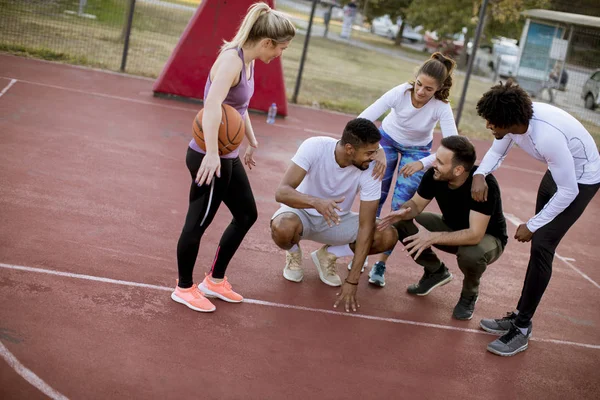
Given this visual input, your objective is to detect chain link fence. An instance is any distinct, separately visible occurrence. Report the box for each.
[0,0,196,76]
[1,0,598,139]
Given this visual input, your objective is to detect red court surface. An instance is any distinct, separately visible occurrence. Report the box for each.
[1,54,599,399]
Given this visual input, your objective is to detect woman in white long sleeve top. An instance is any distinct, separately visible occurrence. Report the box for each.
[474,81,600,357]
[354,52,458,287]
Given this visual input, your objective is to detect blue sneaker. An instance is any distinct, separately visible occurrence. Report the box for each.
[368,262,386,287]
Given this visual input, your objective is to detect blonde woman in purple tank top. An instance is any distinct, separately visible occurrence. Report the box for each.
[171,2,295,313]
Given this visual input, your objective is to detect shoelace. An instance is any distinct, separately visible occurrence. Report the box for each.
[190,285,205,299]
[373,262,386,276]
[499,324,523,344]
[288,252,301,263]
[325,255,337,275]
[496,312,517,323]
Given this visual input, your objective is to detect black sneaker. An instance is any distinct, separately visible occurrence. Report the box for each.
[479,312,517,334]
[407,265,453,296]
[487,322,532,357]
[452,294,478,320]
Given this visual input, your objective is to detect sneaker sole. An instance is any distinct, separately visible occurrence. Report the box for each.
[410,273,453,296]
[368,278,385,287]
[283,268,303,282]
[198,282,243,303]
[311,252,342,287]
[453,313,474,321]
[486,342,528,357]
[170,292,216,312]
[479,322,510,335]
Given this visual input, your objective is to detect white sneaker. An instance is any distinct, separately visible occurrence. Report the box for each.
[347,256,368,273]
[283,248,303,282]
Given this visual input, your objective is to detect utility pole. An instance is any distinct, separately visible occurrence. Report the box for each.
[455,0,489,128]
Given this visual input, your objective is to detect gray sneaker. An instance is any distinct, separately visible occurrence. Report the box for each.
[487,322,532,357]
[479,312,517,334]
[368,262,386,287]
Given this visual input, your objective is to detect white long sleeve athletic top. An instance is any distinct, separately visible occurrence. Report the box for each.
[475,102,600,232]
[358,83,458,169]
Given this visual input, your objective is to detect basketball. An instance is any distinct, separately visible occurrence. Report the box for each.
[193,104,245,156]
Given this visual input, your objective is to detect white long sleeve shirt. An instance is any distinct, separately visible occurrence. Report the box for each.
[475,102,600,232]
[358,83,458,169]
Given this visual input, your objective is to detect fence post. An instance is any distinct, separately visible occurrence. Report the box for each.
[292,0,318,104]
[455,0,489,128]
[120,0,136,72]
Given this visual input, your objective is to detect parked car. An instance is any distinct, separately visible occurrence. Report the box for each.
[423,30,465,58]
[581,69,600,110]
[490,38,519,78]
[371,15,423,42]
[371,15,398,39]
[402,23,424,43]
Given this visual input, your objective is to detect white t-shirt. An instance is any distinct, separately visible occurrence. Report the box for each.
[291,137,382,216]
[358,82,458,168]
[475,102,600,232]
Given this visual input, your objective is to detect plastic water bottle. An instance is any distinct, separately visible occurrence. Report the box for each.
[266,103,277,124]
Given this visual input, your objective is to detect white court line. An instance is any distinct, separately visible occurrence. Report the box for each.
[63,240,172,263]
[0,341,69,400]
[504,213,600,290]
[1,262,598,350]
[304,128,339,137]
[0,76,196,112]
[0,79,17,98]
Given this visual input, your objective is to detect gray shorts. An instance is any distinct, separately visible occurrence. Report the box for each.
[271,205,359,246]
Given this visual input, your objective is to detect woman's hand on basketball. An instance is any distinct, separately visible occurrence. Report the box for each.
[244,144,257,170]
[196,152,221,186]
[399,161,424,178]
[372,149,387,181]
[471,174,488,202]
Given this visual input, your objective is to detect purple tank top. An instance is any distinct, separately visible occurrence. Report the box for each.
[189,47,255,159]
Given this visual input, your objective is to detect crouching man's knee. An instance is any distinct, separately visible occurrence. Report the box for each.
[270,213,303,250]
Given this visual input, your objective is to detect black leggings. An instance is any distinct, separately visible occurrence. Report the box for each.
[515,170,599,327]
[176,148,257,288]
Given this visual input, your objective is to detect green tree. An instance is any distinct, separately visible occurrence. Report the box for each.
[406,0,549,44]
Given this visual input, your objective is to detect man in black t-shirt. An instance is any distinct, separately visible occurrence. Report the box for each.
[378,136,507,320]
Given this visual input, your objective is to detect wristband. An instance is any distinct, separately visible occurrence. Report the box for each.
[344,279,358,285]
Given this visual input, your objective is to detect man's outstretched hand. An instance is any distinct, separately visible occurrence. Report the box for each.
[334,282,360,312]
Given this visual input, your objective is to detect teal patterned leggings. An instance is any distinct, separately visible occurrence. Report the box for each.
[378,128,432,256]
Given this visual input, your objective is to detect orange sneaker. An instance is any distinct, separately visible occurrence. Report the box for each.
[171,283,216,312]
[199,274,243,303]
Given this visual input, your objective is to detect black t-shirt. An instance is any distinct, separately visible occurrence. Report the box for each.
[417,167,508,247]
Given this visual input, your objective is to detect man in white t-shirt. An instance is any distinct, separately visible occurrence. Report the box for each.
[473,81,600,357]
[270,118,399,312]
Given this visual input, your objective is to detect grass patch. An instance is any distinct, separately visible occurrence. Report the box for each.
[0,43,95,65]
[0,0,597,142]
